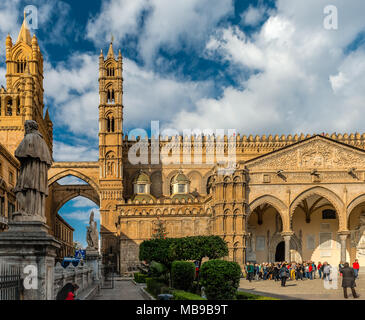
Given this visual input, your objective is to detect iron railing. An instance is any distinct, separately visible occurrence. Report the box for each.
[0,263,22,300]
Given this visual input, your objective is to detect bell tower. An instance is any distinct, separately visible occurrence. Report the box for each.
[0,12,53,155]
[98,41,124,253]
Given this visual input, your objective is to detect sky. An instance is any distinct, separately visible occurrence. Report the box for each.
[1,0,365,249]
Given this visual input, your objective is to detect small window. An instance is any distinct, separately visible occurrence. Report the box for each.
[178,184,185,193]
[9,171,14,185]
[137,184,146,194]
[322,209,336,219]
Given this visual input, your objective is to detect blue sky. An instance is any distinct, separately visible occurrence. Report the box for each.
[1,0,365,248]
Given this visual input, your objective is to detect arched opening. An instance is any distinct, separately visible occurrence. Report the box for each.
[275,241,285,262]
[247,201,285,263]
[347,196,365,267]
[6,98,12,116]
[291,192,344,265]
[47,175,100,263]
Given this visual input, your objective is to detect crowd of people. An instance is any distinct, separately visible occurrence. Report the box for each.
[243,259,360,298]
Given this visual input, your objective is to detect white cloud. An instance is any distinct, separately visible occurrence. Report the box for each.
[86,0,233,65]
[168,0,365,135]
[53,141,98,161]
[69,197,97,208]
[44,51,214,142]
[241,4,268,27]
[62,208,100,225]
[57,176,89,185]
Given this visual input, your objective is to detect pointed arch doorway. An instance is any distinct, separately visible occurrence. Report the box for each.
[275,241,285,262]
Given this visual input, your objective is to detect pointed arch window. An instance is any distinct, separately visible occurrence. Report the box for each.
[6,99,12,116]
[107,89,115,104]
[16,97,20,115]
[16,60,27,73]
[106,114,115,133]
[107,67,115,77]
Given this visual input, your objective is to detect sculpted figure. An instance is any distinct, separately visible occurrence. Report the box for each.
[13,120,52,221]
[87,211,99,250]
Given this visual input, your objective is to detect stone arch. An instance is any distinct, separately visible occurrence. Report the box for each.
[268,233,301,262]
[164,170,180,195]
[150,171,163,198]
[290,186,345,230]
[48,169,100,195]
[53,186,100,214]
[202,170,215,194]
[187,170,202,194]
[347,194,365,228]
[249,195,289,231]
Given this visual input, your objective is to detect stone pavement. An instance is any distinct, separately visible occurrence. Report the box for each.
[93,280,146,300]
[239,275,365,300]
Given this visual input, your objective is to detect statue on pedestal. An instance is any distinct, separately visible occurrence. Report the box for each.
[13,120,52,222]
[86,211,99,251]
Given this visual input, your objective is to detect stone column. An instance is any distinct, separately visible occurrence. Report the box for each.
[338,233,349,263]
[282,232,293,262]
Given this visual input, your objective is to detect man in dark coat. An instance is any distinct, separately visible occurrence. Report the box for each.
[340,262,359,298]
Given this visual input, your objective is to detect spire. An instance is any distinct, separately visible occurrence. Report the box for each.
[107,41,115,59]
[45,108,50,121]
[17,11,32,45]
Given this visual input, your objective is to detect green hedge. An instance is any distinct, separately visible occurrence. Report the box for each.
[200,260,241,300]
[146,277,166,297]
[172,290,206,300]
[171,261,195,291]
[134,272,148,283]
[236,291,279,301]
[139,236,228,268]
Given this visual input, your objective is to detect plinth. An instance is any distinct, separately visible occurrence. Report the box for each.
[0,219,61,300]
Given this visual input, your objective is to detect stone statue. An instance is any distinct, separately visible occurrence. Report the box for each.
[86,211,99,250]
[13,120,52,222]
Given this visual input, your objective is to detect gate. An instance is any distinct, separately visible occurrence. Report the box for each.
[0,263,22,300]
[101,265,114,289]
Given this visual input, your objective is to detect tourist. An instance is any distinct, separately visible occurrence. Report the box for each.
[311,262,316,279]
[304,263,310,279]
[280,263,289,287]
[339,261,344,277]
[353,259,360,279]
[56,283,79,300]
[323,262,331,280]
[247,262,254,282]
[317,262,323,279]
[340,262,359,299]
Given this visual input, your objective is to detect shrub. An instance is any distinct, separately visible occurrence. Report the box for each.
[134,272,148,283]
[200,259,241,300]
[139,238,175,267]
[171,261,195,291]
[146,277,165,297]
[172,290,206,300]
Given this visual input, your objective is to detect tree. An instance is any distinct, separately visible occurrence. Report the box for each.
[151,217,168,239]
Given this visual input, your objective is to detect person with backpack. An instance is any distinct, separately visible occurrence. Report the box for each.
[280,263,289,287]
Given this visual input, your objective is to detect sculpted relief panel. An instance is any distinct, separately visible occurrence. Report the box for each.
[247,138,365,171]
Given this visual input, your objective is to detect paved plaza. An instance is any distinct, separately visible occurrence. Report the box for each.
[93,280,146,300]
[239,275,365,300]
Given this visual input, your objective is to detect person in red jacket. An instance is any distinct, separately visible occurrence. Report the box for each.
[353,259,360,279]
[308,263,313,280]
[57,283,79,300]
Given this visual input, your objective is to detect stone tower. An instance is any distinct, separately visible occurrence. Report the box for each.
[98,42,124,252]
[0,13,53,155]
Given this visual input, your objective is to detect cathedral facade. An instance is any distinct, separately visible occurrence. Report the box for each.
[2,16,365,274]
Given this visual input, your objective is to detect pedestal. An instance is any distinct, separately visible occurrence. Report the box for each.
[85,248,101,281]
[0,221,60,300]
